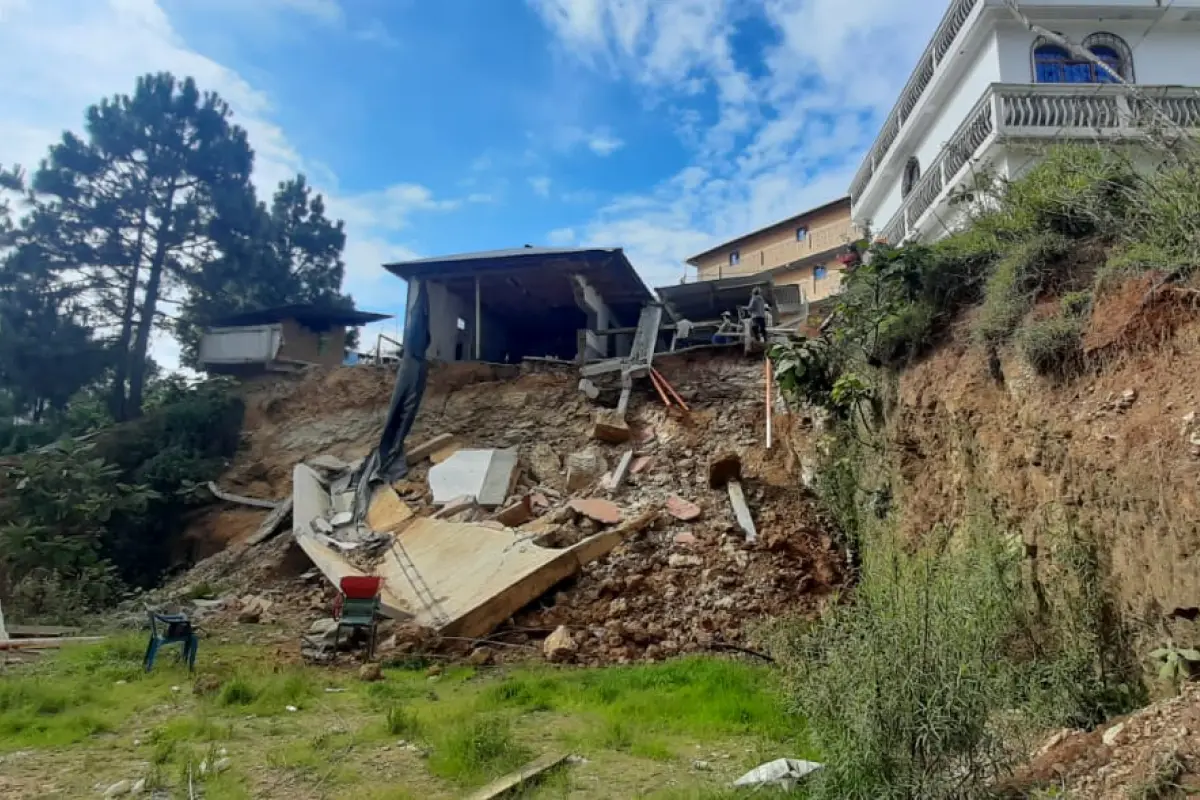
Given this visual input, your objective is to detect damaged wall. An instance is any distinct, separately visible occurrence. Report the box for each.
[423,280,514,363]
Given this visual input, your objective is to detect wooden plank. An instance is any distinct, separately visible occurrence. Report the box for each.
[0,636,106,651]
[406,433,456,465]
[466,753,570,800]
[5,624,80,638]
[207,482,278,510]
[727,480,758,543]
[246,497,293,546]
[606,450,633,492]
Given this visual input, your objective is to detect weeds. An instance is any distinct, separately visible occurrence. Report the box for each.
[386,704,422,737]
[428,715,531,785]
[1019,314,1084,378]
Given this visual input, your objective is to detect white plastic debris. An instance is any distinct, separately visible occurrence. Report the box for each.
[286,705,298,712]
[732,758,823,790]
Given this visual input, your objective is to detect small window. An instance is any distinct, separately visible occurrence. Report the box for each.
[796,226,808,242]
[456,317,466,331]
[729,250,740,266]
[901,157,921,199]
[814,266,828,280]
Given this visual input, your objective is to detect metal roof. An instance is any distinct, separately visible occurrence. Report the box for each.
[656,274,778,323]
[211,304,392,329]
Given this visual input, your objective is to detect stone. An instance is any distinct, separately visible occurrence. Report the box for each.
[528,443,563,487]
[213,758,232,774]
[129,779,146,796]
[578,378,600,400]
[592,409,632,444]
[544,625,577,662]
[666,496,702,522]
[1102,721,1125,747]
[104,780,133,798]
[673,532,698,546]
[359,663,383,682]
[492,496,534,527]
[468,646,495,666]
[669,554,703,568]
[1117,388,1137,410]
[569,497,623,525]
[630,456,653,475]
[566,448,608,493]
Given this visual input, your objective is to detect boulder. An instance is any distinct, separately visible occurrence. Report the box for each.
[591,409,632,444]
[566,449,608,493]
[529,443,564,487]
[544,625,577,662]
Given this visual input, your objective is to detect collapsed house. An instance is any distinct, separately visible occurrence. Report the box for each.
[383,247,655,363]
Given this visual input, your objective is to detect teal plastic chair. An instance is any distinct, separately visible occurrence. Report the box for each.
[143,610,199,672]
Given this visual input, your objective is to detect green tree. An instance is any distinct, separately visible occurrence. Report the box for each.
[31,72,255,420]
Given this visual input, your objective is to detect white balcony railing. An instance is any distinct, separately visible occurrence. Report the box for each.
[878,83,1200,244]
[849,0,982,206]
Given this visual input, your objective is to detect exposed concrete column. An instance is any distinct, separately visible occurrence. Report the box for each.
[474,275,482,361]
[571,274,615,361]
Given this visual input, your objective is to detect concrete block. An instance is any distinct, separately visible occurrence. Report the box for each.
[429,448,519,508]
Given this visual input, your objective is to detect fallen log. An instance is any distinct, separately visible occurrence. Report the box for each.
[0,636,106,650]
[206,482,278,510]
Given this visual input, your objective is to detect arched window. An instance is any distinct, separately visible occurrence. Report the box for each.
[901,157,921,198]
[1032,32,1133,84]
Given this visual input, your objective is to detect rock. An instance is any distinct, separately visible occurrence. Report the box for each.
[237,610,261,624]
[493,496,534,527]
[1102,721,1125,747]
[692,760,712,771]
[592,409,632,444]
[468,646,494,666]
[578,378,600,400]
[129,779,146,796]
[666,496,702,522]
[669,554,703,568]
[544,625,577,662]
[359,663,383,682]
[569,497,623,525]
[529,443,563,487]
[1117,388,1137,410]
[105,780,133,797]
[674,532,698,546]
[565,448,608,493]
[213,758,231,774]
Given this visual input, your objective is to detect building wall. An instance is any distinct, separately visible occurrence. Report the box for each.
[995,20,1200,84]
[277,319,347,368]
[693,202,855,281]
[868,31,1003,235]
[773,263,845,304]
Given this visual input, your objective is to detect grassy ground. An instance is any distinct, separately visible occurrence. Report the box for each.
[0,633,813,799]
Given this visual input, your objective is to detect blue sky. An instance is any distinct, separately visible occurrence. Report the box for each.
[0,0,948,363]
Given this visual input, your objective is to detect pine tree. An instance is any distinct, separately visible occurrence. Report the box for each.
[31,72,255,419]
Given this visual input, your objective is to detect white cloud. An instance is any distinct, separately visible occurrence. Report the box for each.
[527,0,947,290]
[587,131,625,156]
[0,0,434,368]
[529,175,552,197]
[546,227,576,245]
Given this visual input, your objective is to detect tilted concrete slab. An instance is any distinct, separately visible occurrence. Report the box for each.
[292,464,658,638]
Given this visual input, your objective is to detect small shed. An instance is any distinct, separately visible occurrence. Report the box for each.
[199,304,392,375]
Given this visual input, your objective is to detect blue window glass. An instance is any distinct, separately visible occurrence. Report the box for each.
[729,250,740,266]
[814,266,827,280]
[796,226,808,242]
[1035,42,1125,84]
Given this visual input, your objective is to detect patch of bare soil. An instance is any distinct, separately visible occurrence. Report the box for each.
[1003,683,1200,799]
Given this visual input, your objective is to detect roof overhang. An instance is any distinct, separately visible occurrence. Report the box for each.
[656,274,777,322]
[211,305,392,329]
[383,247,654,328]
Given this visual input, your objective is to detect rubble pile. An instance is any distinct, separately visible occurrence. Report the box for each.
[168,349,845,664]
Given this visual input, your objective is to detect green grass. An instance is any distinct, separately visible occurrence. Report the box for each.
[1,636,807,797]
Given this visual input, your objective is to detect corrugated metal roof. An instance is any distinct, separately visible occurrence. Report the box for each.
[211,304,392,328]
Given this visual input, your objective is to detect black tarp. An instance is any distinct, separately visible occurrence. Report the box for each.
[352,280,430,521]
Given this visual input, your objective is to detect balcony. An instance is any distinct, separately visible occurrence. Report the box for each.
[849,0,983,206]
[878,83,1200,245]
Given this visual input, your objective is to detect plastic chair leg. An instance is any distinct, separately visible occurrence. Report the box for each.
[366,622,377,662]
[186,636,198,672]
[332,625,341,662]
[144,638,159,672]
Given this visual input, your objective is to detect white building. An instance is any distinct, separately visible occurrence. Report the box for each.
[850,0,1200,244]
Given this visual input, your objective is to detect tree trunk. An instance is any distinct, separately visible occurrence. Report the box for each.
[109,210,148,422]
[127,237,167,419]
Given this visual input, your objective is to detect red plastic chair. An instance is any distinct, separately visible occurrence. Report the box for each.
[332,576,383,661]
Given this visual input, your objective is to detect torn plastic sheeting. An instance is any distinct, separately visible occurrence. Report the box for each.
[732,758,823,790]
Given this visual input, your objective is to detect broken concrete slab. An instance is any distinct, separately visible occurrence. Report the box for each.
[666,496,702,522]
[429,448,519,508]
[591,409,631,444]
[366,485,415,534]
[307,454,350,473]
[630,455,653,475]
[492,496,534,527]
[246,497,293,546]
[727,481,758,543]
[568,497,622,525]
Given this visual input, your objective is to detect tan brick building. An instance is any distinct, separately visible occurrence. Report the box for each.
[685,196,857,304]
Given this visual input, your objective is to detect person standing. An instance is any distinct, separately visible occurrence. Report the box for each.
[748,287,768,343]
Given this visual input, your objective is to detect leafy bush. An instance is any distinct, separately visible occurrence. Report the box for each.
[1019,314,1084,378]
[974,232,1072,346]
